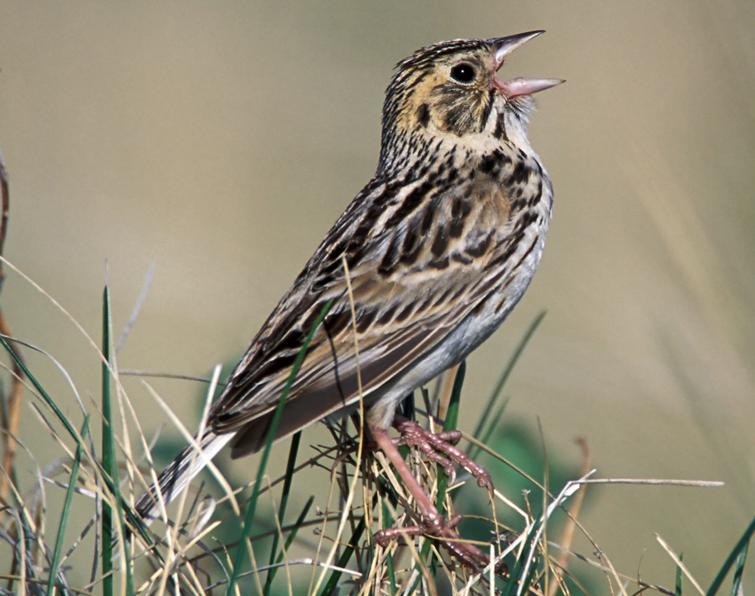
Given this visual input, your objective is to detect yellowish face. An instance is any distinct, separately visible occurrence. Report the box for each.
[380,34,560,166]
[399,46,499,137]
[382,40,505,144]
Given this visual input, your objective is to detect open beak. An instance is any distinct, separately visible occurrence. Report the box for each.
[488,30,564,98]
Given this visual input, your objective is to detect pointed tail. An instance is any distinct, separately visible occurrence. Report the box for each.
[135,430,235,522]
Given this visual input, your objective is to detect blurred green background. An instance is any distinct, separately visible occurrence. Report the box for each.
[1,0,753,590]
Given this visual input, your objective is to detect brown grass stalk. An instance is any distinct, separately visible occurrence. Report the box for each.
[0,157,26,509]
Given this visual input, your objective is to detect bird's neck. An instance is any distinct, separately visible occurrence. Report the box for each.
[375,119,551,226]
[378,127,537,184]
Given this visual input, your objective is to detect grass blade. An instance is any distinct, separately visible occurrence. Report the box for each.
[270,495,315,591]
[282,495,314,555]
[0,337,81,453]
[47,416,89,594]
[730,543,748,596]
[0,338,152,549]
[318,515,366,596]
[101,284,133,596]
[102,286,115,596]
[227,300,333,595]
[262,431,302,595]
[381,499,397,596]
[502,523,540,596]
[675,553,684,596]
[706,516,754,595]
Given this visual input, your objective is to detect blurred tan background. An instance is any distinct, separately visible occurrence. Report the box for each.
[1,0,753,589]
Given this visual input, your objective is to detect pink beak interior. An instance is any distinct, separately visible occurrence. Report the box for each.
[489,30,564,98]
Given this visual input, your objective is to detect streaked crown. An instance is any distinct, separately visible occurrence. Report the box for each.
[378,33,562,172]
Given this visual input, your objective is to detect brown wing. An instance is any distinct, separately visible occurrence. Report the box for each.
[208,173,512,453]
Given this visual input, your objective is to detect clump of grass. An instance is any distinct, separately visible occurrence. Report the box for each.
[0,162,750,594]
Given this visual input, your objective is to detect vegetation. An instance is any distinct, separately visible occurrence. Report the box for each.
[0,163,750,595]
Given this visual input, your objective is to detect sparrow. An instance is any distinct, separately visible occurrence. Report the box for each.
[136,30,561,569]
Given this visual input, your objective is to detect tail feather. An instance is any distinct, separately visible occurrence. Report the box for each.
[135,430,234,522]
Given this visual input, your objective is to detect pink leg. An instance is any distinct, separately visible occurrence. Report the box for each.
[369,424,489,570]
[394,416,493,491]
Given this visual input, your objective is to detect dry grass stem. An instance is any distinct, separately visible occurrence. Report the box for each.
[654,534,704,595]
[0,255,745,595]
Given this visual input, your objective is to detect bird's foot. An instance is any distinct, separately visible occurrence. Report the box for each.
[368,421,500,572]
[375,512,495,571]
[393,416,494,493]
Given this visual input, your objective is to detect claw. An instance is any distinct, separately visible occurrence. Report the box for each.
[394,417,495,495]
[369,419,499,572]
[436,430,462,444]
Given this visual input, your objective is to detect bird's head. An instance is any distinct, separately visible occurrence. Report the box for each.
[379,31,562,170]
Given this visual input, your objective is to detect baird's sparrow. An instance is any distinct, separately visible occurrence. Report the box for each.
[137,30,561,570]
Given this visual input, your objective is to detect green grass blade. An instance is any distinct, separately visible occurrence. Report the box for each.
[0,335,153,552]
[227,300,333,595]
[0,336,81,448]
[381,499,397,596]
[502,522,540,596]
[675,552,684,596]
[262,494,315,592]
[318,515,366,596]
[469,311,545,457]
[47,416,89,594]
[706,516,754,595]
[730,542,748,596]
[281,495,314,555]
[101,285,133,596]
[263,431,302,595]
[102,286,115,596]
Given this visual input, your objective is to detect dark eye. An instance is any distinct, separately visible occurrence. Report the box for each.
[450,63,476,84]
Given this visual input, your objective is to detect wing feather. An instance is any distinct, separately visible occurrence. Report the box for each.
[209,173,510,443]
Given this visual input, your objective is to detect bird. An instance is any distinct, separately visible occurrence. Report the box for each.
[136,30,561,569]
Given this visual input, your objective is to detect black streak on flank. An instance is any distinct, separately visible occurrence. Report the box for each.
[511,235,539,272]
[479,149,509,176]
[479,154,497,175]
[528,177,543,206]
[416,103,430,128]
[491,235,523,269]
[510,198,527,212]
[507,160,530,185]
